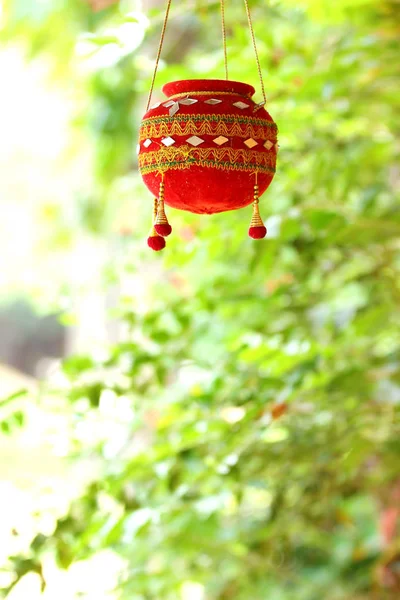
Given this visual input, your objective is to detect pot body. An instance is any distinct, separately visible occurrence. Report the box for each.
[138,79,278,215]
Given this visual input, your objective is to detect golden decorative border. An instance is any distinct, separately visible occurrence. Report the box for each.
[140,113,278,142]
[138,145,276,176]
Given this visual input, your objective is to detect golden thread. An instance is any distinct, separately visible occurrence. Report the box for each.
[139,114,277,142]
[140,145,276,166]
[220,0,228,80]
[141,161,275,176]
[144,0,267,114]
[149,197,159,237]
[146,0,173,111]
[139,145,276,176]
[142,113,274,125]
[243,0,267,106]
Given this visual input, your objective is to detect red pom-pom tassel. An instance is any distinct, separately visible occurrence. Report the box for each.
[147,234,166,251]
[248,225,267,239]
[154,223,172,237]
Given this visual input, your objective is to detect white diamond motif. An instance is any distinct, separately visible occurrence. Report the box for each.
[205,98,222,105]
[233,101,250,110]
[264,140,273,150]
[179,98,198,106]
[136,144,140,155]
[163,100,175,107]
[169,102,180,116]
[161,137,175,147]
[150,102,161,109]
[213,136,229,146]
[186,136,204,147]
[143,139,152,148]
[244,138,258,148]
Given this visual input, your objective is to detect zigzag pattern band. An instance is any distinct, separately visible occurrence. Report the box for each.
[139,145,276,176]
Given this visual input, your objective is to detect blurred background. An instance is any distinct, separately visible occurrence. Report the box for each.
[0,0,399,598]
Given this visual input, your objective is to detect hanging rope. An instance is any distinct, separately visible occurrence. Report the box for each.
[146,0,173,112]
[243,0,267,105]
[146,0,266,109]
[220,0,229,80]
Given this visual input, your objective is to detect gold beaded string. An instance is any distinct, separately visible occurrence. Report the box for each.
[148,197,158,237]
[159,175,165,215]
[153,197,158,222]
[253,170,259,211]
[243,0,267,106]
[146,0,173,112]
[220,0,229,80]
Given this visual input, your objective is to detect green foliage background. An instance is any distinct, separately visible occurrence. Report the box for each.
[1,0,400,598]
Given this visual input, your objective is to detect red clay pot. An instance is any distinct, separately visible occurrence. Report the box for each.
[138,79,278,215]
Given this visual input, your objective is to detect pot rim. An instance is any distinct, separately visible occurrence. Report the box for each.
[162,79,256,99]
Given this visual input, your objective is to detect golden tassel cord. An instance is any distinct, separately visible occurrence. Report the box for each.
[248,183,267,239]
[155,203,169,225]
[148,198,159,236]
[147,197,166,251]
[250,201,265,228]
[154,180,172,236]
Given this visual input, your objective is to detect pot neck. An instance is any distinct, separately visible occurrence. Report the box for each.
[162,79,255,100]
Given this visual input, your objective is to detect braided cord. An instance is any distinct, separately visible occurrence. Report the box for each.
[243,0,266,105]
[146,0,173,111]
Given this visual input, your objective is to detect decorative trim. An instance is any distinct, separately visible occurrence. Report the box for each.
[140,113,278,142]
[138,145,276,176]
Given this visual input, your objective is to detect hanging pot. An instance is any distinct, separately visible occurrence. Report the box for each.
[138,1,279,250]
[138,78,277,216]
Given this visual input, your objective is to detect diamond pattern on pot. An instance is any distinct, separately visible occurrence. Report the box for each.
[169,102,180,116]
[163,100,176,108]
[205,98,222,105]
[186,136,204,147]
[179,98,198,106]
[150,102,161,109]
[143,139,153,148]
[213,136,229,146]
[161,137,175,147]
[244,138,258,148]
[264,140,273,150]
[233,101,250,109]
